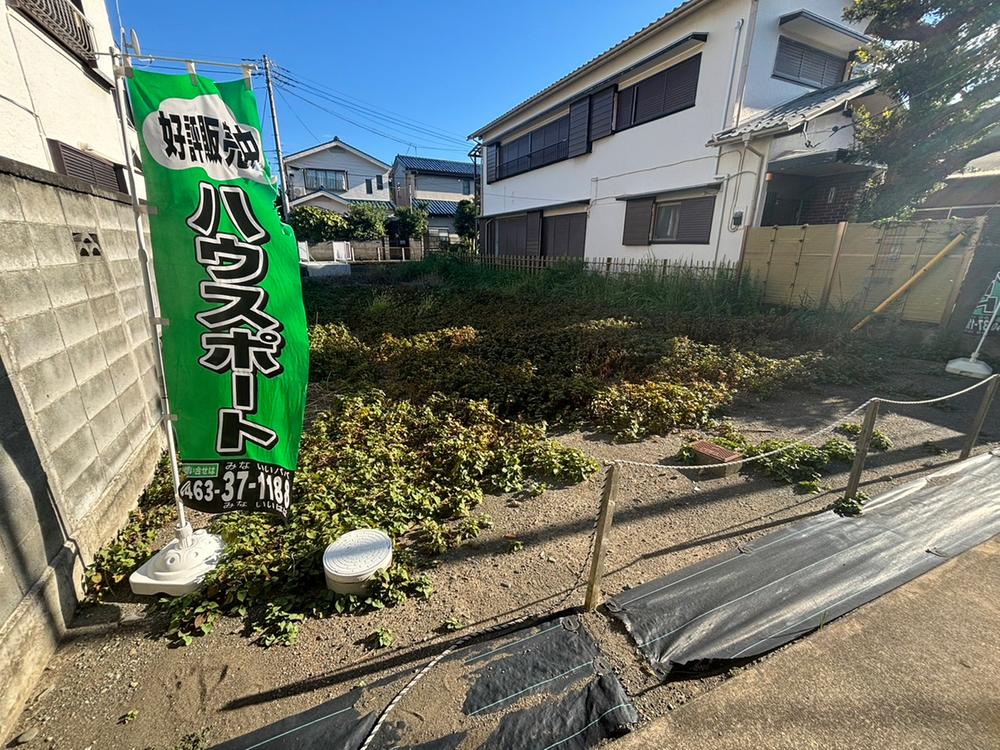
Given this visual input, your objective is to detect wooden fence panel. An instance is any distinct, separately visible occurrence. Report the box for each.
[744,218,982,324]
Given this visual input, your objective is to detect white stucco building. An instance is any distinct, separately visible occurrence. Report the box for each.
[471,0,890,263]
[1,0,140,193]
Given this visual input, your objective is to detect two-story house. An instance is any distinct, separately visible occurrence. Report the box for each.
[390,155,477,239]
[1,0,141,195]
[285,137,394,214]
[471,0,889,263]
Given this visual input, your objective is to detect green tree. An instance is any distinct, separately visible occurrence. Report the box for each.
[287,205,348,244]
[344,204,389,242]
[394,203,429,240]
[844,0,1000,220]
[454,198,479,242]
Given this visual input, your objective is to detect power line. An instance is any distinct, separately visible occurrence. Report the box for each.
[275,81,321,143]
[274,82,470,154]
[273,63,471,144]
[275,74,471,149]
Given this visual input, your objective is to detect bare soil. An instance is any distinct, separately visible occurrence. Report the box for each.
[7,358,998,750]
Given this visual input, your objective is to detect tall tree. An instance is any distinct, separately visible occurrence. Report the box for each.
[845,0,1000,220]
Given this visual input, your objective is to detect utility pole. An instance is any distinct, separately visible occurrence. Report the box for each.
[262,54,290,218]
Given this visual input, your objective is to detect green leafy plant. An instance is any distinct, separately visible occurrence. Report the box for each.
[837,422,893,451]
[118,710,139,725]
[680,430,856,491]
[832,491,871,517]
[507,538,525,553]
[371,626,395,649]
[454,198,479,242]
[157,391,596,646]
[393,204,429,240]
[287,205,348,244]
[442,615,465,632]
[344,203,389,242]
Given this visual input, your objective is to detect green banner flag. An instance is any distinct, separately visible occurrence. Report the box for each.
[127,68,308,517]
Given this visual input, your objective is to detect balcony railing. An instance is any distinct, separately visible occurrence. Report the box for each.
[9,0,98,66]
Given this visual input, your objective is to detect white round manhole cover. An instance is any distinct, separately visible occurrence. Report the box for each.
[323,529,393,591]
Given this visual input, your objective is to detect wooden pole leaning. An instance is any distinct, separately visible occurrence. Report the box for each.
[845,399,880,500]
[585,462,620,611]
[961,375,999,460]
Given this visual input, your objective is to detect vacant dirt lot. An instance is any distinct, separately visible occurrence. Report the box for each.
[8,349,997,749]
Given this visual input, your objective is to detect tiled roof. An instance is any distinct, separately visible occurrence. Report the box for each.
[346,198,395,210]
[416,199,464,216]
[710,78,878,144]
[394,155,477,176]
[470,0,712,138]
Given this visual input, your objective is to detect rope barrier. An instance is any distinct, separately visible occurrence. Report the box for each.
[357,374,998,748]
[357,479,604,750]
[613,375,998,473]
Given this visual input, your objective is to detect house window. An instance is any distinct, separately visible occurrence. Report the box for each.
[773,37,847,88]
[462,179,472,195]
[376,174,384,190]
[365,178,373,194]
[497,114,571,179]
[622,194,717,245]
[651,202,680,241]
[302,168,347,192]
[616,54,701,130]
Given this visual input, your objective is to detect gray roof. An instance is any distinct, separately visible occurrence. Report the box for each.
[394,155,477,177]
[416,199,464,216]
[346,198,395,210]
[470,0,713,138]
[710,78,878,144]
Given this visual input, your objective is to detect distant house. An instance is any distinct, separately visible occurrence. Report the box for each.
[470,1,889,262]
[285,137,393,215]
[916,153,1000,220]
[390,155,477,239]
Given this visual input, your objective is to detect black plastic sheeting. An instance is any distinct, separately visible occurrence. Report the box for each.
[607,452,1000,678]
[212,615,637,749]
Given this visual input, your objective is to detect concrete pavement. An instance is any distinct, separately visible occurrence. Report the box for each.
[613,537,1000,750]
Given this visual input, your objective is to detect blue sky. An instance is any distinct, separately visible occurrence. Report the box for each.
[109,0,681,164]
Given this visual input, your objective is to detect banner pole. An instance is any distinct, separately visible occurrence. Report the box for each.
[111,40,190,538]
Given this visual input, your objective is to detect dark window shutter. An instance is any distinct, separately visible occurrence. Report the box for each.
[622,198,653,245]
[497,215,528,256]
[485,143,498,183]
[525,210,543,256]
[567,98,590,157]
[616,85,635,130]
[774,37,846,87]
[634,70,668,124]
[479,219,492,254]
[589,87,615,141]
[664,54,701,114]
[676,195,716,244]
[376,175,383,190]
[567,213,587,258]
[365,178,373,194]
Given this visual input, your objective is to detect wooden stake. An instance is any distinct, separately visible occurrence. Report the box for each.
[845,399,880,499]
[585,463,619,611]
[961,375,999,460]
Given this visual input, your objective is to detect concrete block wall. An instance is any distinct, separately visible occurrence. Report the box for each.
[0,157,164,739]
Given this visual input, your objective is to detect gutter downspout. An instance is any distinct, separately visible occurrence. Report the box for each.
[721,18,745,132]
[731,0,760,130]
[733,138,768,271]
